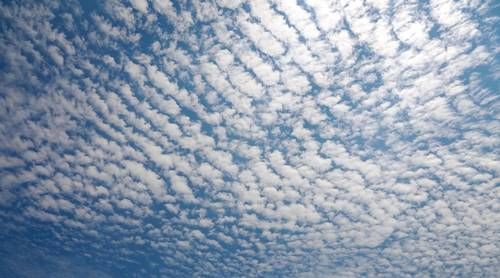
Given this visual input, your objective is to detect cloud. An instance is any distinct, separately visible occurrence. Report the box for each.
[0,0,498,277]
[129,0,149,14]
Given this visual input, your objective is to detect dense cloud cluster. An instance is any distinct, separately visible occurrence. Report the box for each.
[0,0,498,276]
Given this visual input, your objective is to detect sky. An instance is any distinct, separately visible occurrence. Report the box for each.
[0,0,498,277]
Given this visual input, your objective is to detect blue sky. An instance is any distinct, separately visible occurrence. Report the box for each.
[0,0,498,277]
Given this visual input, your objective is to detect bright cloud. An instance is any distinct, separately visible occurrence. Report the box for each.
[0,0,498,277]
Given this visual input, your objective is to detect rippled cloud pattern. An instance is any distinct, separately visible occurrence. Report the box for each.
[0,0,498,277]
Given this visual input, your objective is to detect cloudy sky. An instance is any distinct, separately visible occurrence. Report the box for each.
[0,0,498,277]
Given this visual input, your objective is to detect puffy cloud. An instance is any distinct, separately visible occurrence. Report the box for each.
[129,0,149,14]
[0,0,498,277]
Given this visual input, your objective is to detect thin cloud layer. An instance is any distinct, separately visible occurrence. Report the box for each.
[0,0,498,277]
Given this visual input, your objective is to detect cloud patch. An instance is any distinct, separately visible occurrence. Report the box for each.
[0,0,498,277]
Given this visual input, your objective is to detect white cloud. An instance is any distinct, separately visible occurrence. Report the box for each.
[168,172,195,202]
[130,0,149,14]
[0,0,498,276]
[47,45,64,66]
